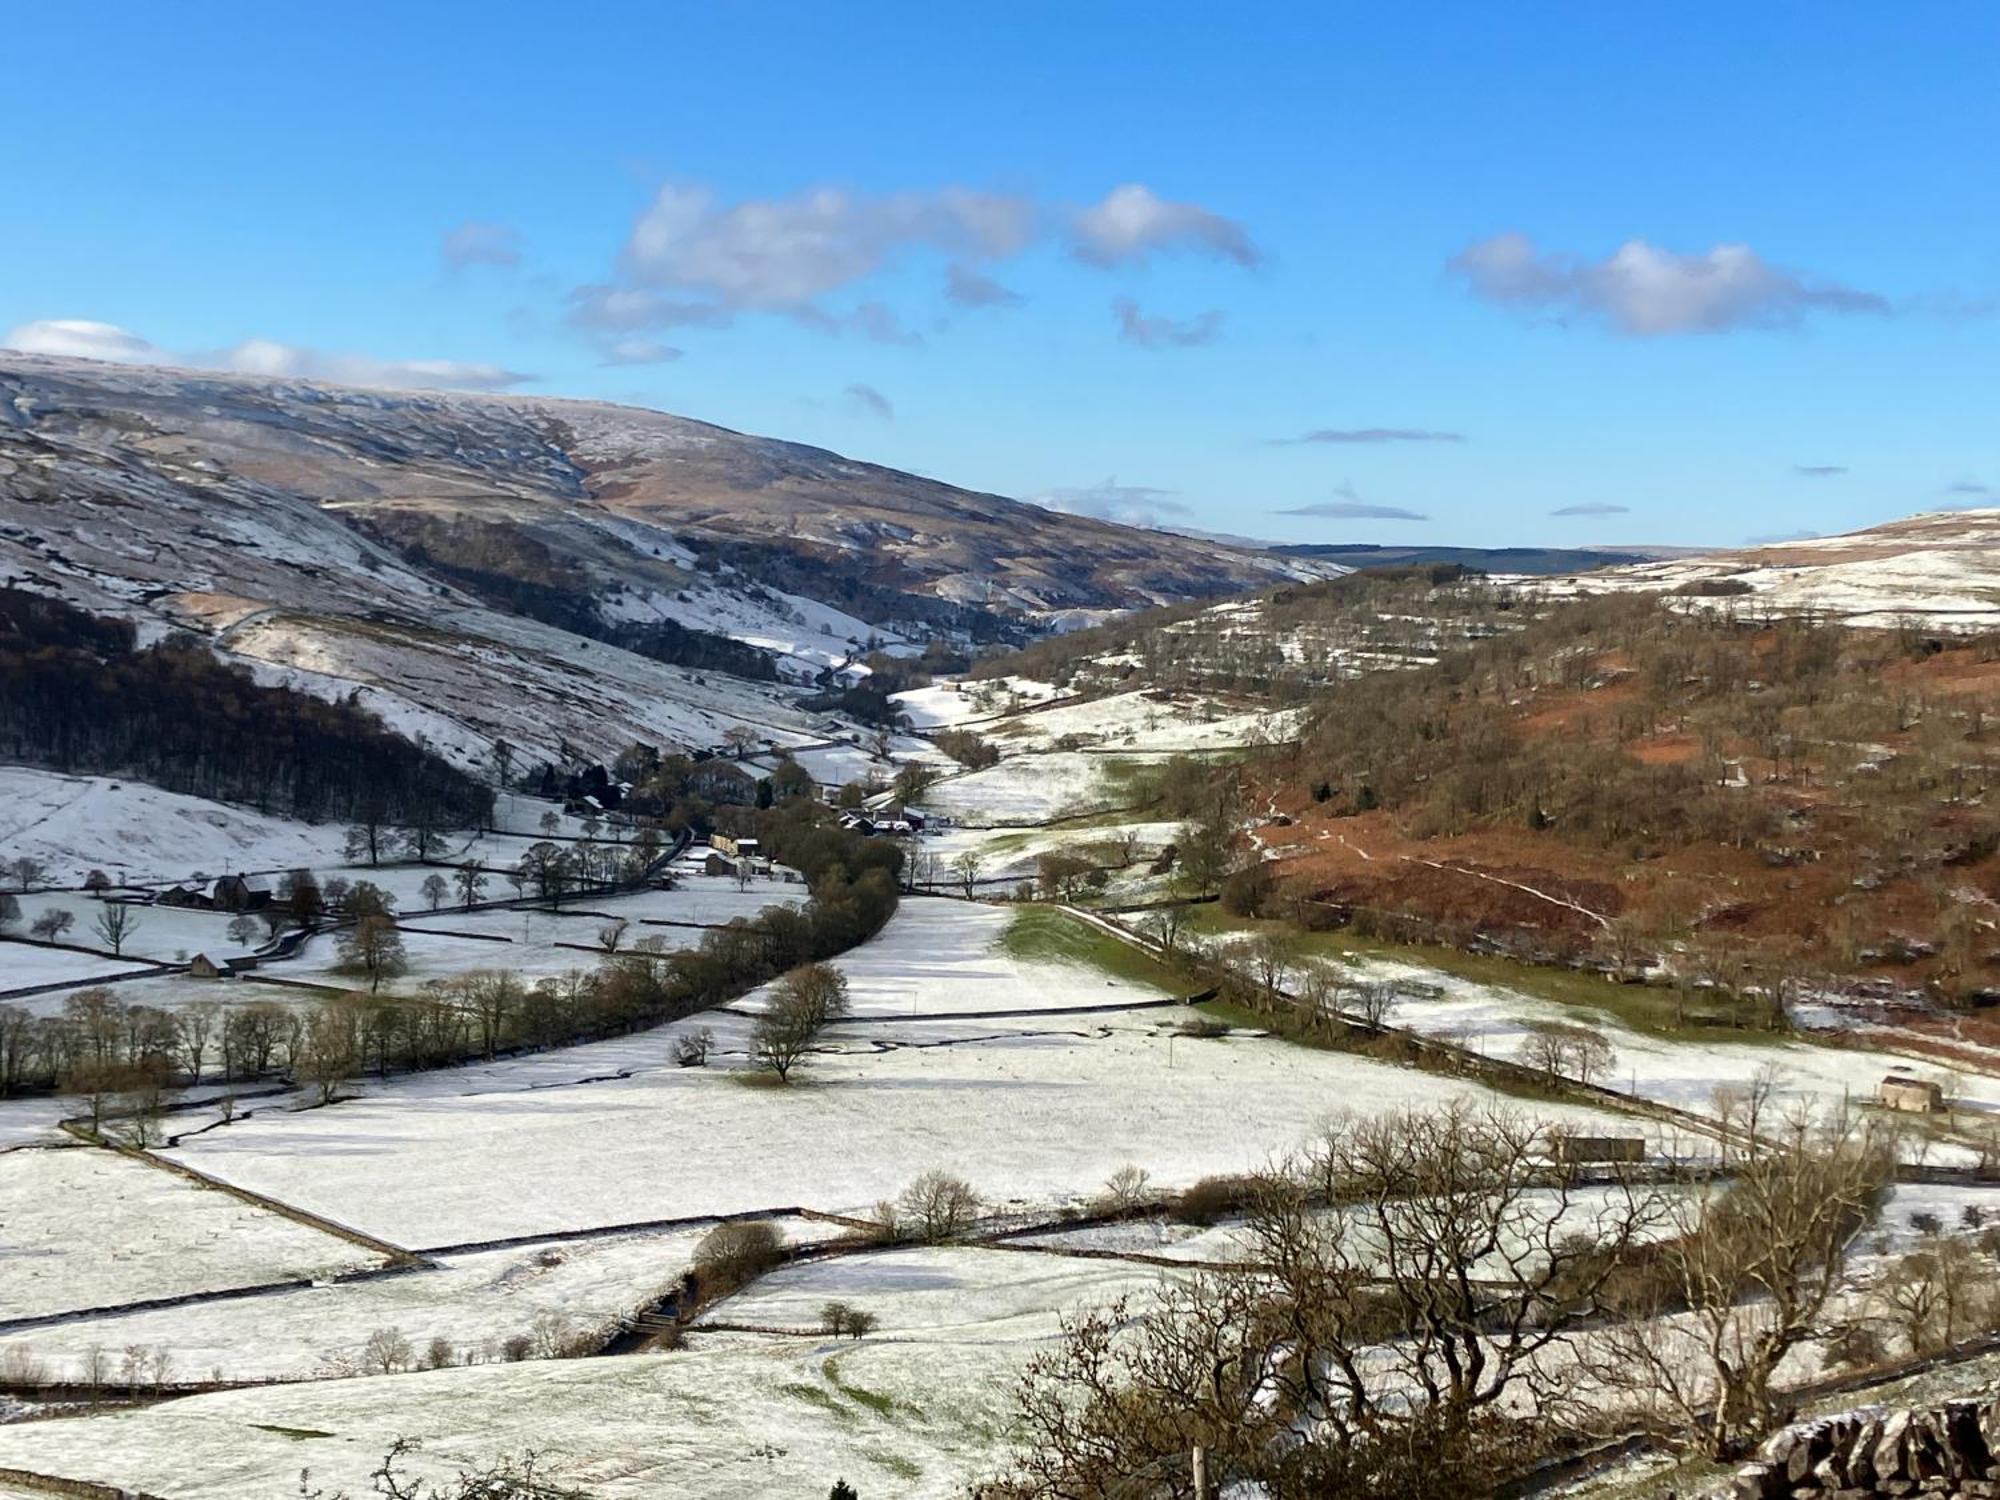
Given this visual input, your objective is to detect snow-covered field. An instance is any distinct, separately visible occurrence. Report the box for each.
[980,690,1301,756]
[0,769,352,889]
[1333,950,2000,1159]
[739,897,1170,1019]
[10,893,258,966]
[0,1244,1142,1500]
[917,753,1133,827]
[0,941,154,992]
[918,820,1179,887]
[892,677,1062,730]
[0,1147,380,1323]
[0,1220,834,1383]
[149,918,1659,1247]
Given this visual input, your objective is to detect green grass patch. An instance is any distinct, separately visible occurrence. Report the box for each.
[822,1358,922,1421]
[861,1450,923,1480]
[780,1383,855,1421]
[997,907,1187,995]
[1181,905,1784,1045]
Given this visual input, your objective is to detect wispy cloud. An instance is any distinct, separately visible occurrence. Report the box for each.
[1449,232,1889,336]
[441,221,522,272]
[2,318,532,392]
[1273,427,1465,446]
[1550,502,1630,517]
[1113,298,1223,348]
[1946,479,1994,497]
[1277,483,1427,522]
[1793,465,1848,478]
[1030,479,1189,528]
[945,263,1022,308]
[1280,501,1429,521]
[599,338,681,367]
[843,383,894,420]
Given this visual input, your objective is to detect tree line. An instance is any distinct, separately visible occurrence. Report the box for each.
[0,802,900,1109]
[0,588,491,828]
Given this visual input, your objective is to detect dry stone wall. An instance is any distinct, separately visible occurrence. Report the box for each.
[1721,1398,2000,1497]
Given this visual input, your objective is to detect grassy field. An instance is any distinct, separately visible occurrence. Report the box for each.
[1180,904,1787,1045]
[996,906,1189,995]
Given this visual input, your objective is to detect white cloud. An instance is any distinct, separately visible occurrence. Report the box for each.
[1073,184,1260,268]
[2,317,530,392]
[208,340,529,392]
[1450,233,1888,336]
[3,318,166,363]
[1113,298,1223,348]
[441,221,522,271]
[1030,479,1189,529]
[1549,502,1630,517]
[577,178,1253,349]
[620,182,1036,310]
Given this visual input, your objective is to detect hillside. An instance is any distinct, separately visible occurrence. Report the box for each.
[1560,508,2000,626]
[0,352,1331,775]
[1251,592,2000,1007]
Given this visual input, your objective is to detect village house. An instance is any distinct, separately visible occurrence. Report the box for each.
[210,872,275,912]
[1878,1071,1946,1114]
[709,832,761,860]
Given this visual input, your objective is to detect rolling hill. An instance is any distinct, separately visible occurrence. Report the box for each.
[0,352,1328,770]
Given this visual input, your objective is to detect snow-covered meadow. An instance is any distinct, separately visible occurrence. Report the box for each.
[0,1147,380,1323]
[916,752,1133,827]
[0,1219,839,1383]
[145,900,1666,1248]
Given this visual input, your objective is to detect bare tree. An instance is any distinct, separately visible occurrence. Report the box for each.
[893,1169,981,1243]
[337,914,407,994]
[293,1002,360,1105]
[1870,1232,1997,1355]
[1581,1111,1892,1458]
[991,1102,1660,1497]
[175,1000,220,1084]
[8,856,48,892]
[454,860,488,910]
[750,964,849,1082]
[29,908,75,941]
[92,902,142,956]
[950,850,985,899]
[420,874,449,912]
[361,1326,414,1375]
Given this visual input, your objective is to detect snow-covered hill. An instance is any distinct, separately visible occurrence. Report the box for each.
[0,351,1336,770]
[1558,508,2000,627]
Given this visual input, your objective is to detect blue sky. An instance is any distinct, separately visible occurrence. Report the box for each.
[5,2,1996,547]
